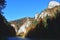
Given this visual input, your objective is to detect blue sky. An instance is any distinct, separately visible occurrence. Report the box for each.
[3,0,60,21]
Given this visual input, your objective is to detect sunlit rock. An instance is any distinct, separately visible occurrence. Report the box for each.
[35,13,39,19]
[11,24,17,33]
[17,18,32,37]
[39,11,48,19]
[48,1,60,8]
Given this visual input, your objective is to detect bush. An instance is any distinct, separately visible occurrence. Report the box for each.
[32,20,38,26]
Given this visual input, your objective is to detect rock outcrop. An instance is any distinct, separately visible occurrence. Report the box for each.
[26,5,60,39]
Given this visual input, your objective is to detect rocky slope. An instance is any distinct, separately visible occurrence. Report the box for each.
[26,5,60,38]
[10,17,34,34]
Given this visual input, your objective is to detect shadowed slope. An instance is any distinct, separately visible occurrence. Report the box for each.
[25,6,60,39]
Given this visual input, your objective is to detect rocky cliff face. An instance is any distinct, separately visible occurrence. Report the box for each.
[10,17,34,37]
[25,1,60,38]
[26,4,60,39]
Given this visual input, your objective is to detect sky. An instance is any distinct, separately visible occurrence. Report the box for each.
[3,0,60,21]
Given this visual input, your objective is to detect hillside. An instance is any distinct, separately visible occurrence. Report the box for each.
[26,5,60,38]
[10,17,27,30]
[10,17,34,32]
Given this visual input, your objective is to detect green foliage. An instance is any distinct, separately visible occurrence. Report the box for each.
[58,8,60,13]
[32,20,38,26]
[0,0,6,10]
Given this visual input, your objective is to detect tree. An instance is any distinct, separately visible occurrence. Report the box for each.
[0,1,16,40]
[0,0,6,11]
